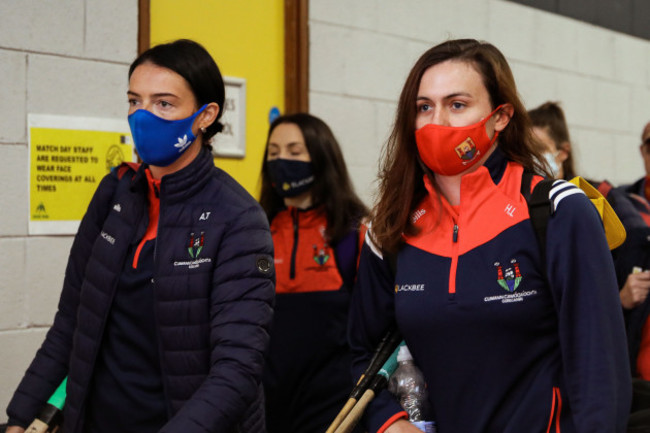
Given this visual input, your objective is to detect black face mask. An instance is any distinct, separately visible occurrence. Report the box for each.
[267,159,315,197]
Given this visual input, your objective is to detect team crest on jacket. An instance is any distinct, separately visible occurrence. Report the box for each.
[495,259,522,292]
[188,232,204,259]
[313,244,330,266]
[455,137,478,161]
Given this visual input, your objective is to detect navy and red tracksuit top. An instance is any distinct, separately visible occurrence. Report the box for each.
[349,150,631,433]
[608,177,650,377]
[264,207,362,433]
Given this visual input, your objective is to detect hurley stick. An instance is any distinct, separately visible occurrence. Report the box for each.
[25,377,67,433]
[326,329,401,433]
[333,341,405,433]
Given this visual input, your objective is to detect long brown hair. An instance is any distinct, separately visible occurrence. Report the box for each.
[260,113,368,244]
[373,39,548,253]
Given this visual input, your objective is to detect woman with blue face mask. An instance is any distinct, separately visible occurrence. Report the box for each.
[259,113,368,433]
[348,39,630,433]
[5,39,275,433]
[528,101,575,180]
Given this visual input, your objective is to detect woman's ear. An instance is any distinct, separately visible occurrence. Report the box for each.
[197,102,220,131]
[494,103,514,132]
[557,141,571,162]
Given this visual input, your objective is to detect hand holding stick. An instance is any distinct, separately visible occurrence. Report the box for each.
[25,377,67,433]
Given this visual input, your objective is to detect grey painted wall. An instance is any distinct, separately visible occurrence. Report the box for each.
[0,0,138,421]
[309,0,650,206]
[507,0,650,40]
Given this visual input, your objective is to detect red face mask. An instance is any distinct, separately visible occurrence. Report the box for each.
[415,105,504,176]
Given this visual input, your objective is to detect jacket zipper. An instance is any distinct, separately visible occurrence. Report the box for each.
[448,222,459,297]
[77,252,131,433]
[290,208,299,279]
[545,387,562,433]
[152,182,172,417]
[152,181,159,263]
[76,187,142,433]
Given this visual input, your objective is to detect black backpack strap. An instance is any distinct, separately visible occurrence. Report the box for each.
[334,225,362,290]
[385,250,398,279]
[364,229,398,279]
[521,171,554,261]
[520,170,534,202]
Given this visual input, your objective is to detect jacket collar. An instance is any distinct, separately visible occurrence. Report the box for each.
[131,147,214,203]
[422,146,520,218]
[422,146,510,203]
[285,205,326,225]
[482,146,509,185]
[413,151,527,255]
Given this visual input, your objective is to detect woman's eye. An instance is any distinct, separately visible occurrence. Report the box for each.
[159,100,172,108]
[128,99,139,106]
[451,102,465,110]
[418,103,431,112]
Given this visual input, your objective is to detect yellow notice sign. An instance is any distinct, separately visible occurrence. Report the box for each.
[29,114,134,235]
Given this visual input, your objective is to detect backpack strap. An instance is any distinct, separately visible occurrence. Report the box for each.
[597,179,614,198]
[363,228,399,281]
[334,225,362,290]
[385,250,398,279]
[521,171,554,260]
[116,161,141,179]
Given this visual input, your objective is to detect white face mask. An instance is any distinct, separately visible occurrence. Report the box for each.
[543,151,560,178]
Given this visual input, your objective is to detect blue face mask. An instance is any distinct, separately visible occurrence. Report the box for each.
[543,151,560,178]
[266,159,314,197]
[128,104,207,167]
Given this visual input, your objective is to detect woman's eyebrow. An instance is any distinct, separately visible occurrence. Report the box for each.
[126,90,179,99]
[443,91,472,100]
[151,92,179,98]
[416,92,472,101]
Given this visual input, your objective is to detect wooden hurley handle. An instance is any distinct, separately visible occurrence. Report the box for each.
[334,389,376,433]
[326,398,357,433]
[25,418,50,433]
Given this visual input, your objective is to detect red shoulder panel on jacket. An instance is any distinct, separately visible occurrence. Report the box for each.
[117,162,141,180]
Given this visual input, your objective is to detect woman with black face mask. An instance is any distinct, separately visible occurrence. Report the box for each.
[6,39,275,433]
[259,113,368,433]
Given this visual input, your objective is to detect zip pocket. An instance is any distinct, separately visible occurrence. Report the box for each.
[545,387,562,433]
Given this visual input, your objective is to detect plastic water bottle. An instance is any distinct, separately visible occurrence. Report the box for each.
[388,345,436,433]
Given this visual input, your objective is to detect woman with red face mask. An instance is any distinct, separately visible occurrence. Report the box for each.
[348,39,631,433]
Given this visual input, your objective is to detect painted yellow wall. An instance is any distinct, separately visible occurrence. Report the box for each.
[150,1,284,196]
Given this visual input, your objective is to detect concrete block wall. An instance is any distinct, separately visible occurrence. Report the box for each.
[0,0,137,422]
[309,0,650,205]
[1,0,649,425]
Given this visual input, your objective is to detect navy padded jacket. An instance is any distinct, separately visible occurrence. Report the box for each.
[7,148,275,433]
